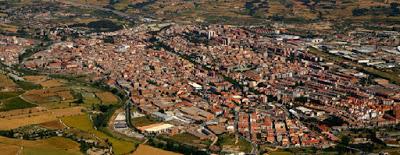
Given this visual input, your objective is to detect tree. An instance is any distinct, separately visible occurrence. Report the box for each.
[352,8,369,16]
[390,3,400,16]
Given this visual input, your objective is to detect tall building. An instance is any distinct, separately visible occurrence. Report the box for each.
[223,37,231,46]
[208,31,216,40]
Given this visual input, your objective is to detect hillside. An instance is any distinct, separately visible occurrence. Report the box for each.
[64,0,400,24]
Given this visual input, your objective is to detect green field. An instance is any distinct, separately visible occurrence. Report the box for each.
[0,97,36,111]
[0,91,23,100]
[269,152,293,155]
[217,134,252,153]
[62,114,137,155]
[0,136,82,155]
[131,116,160,127]
[22,147,81,155]
[170,133,200,144]
[15,80,42,90]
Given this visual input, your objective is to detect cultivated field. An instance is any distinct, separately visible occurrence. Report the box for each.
[38,120,66,130]
[23,75,48,84]
[0,106,83,130]
[95,92,119,104]
[0,96,36,111]
[0,74,18,90]
[22,87,74,108]
[0,136,81,155]
[39,79,66,88]
[0,23,18,33]
[132,144,182,155]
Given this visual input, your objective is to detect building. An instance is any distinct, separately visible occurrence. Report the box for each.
[137,123,175,134]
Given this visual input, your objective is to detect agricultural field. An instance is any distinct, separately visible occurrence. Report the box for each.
[0,74,18,91]
[0,96,36,111]
[0,73,124,155]
[0,91,23,100]
[62,114,137,155]
[0,136,81,155]
[269,152,293,155]
[23,75,48,84]
[132,144,182,155]
[0,106,83,130]
[39,79,66,88]
[20,77,120,108]
[95,92,119,104]
[0,75,39,112]
[0,23,18,33]
[0,143,20,155]
[38,120,66,130]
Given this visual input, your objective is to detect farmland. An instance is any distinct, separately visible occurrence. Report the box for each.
[0,74,18,90]
[0,106,83,130]
[0,72,129,153]
[20,77,120,108]
[62,114,138,155]
[95,92,119,104]
[38,120,66,130]
[0,136,81,155]
[0,91,23,100]
[0,96,36,111]
[132,144,182,155]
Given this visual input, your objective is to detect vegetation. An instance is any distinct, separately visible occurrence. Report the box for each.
[217,134,252,153]
[131,116,160,127]
[14,80,42,90]
[0,136,81,155]
[353,3,400,16]
[92,104,119,128]
[132,144,181,155]
[0,97,36,111]
[0,91,23,100]
[170,133,200,145]
[70,20,123,32]
[62,114,137,155]
[269,152,293,155]
[148,136,208,155]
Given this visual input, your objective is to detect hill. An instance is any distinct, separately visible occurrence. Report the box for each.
[63,0,400,24]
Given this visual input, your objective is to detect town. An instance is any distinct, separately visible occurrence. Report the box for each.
[1,0,400,155]
[15,23,400,154]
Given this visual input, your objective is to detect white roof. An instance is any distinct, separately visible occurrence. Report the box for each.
[115,113,126,121]
[188,82,202,89]
[143,124,174,132]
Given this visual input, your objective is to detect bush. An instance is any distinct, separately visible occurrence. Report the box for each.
[352,8,369,16]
